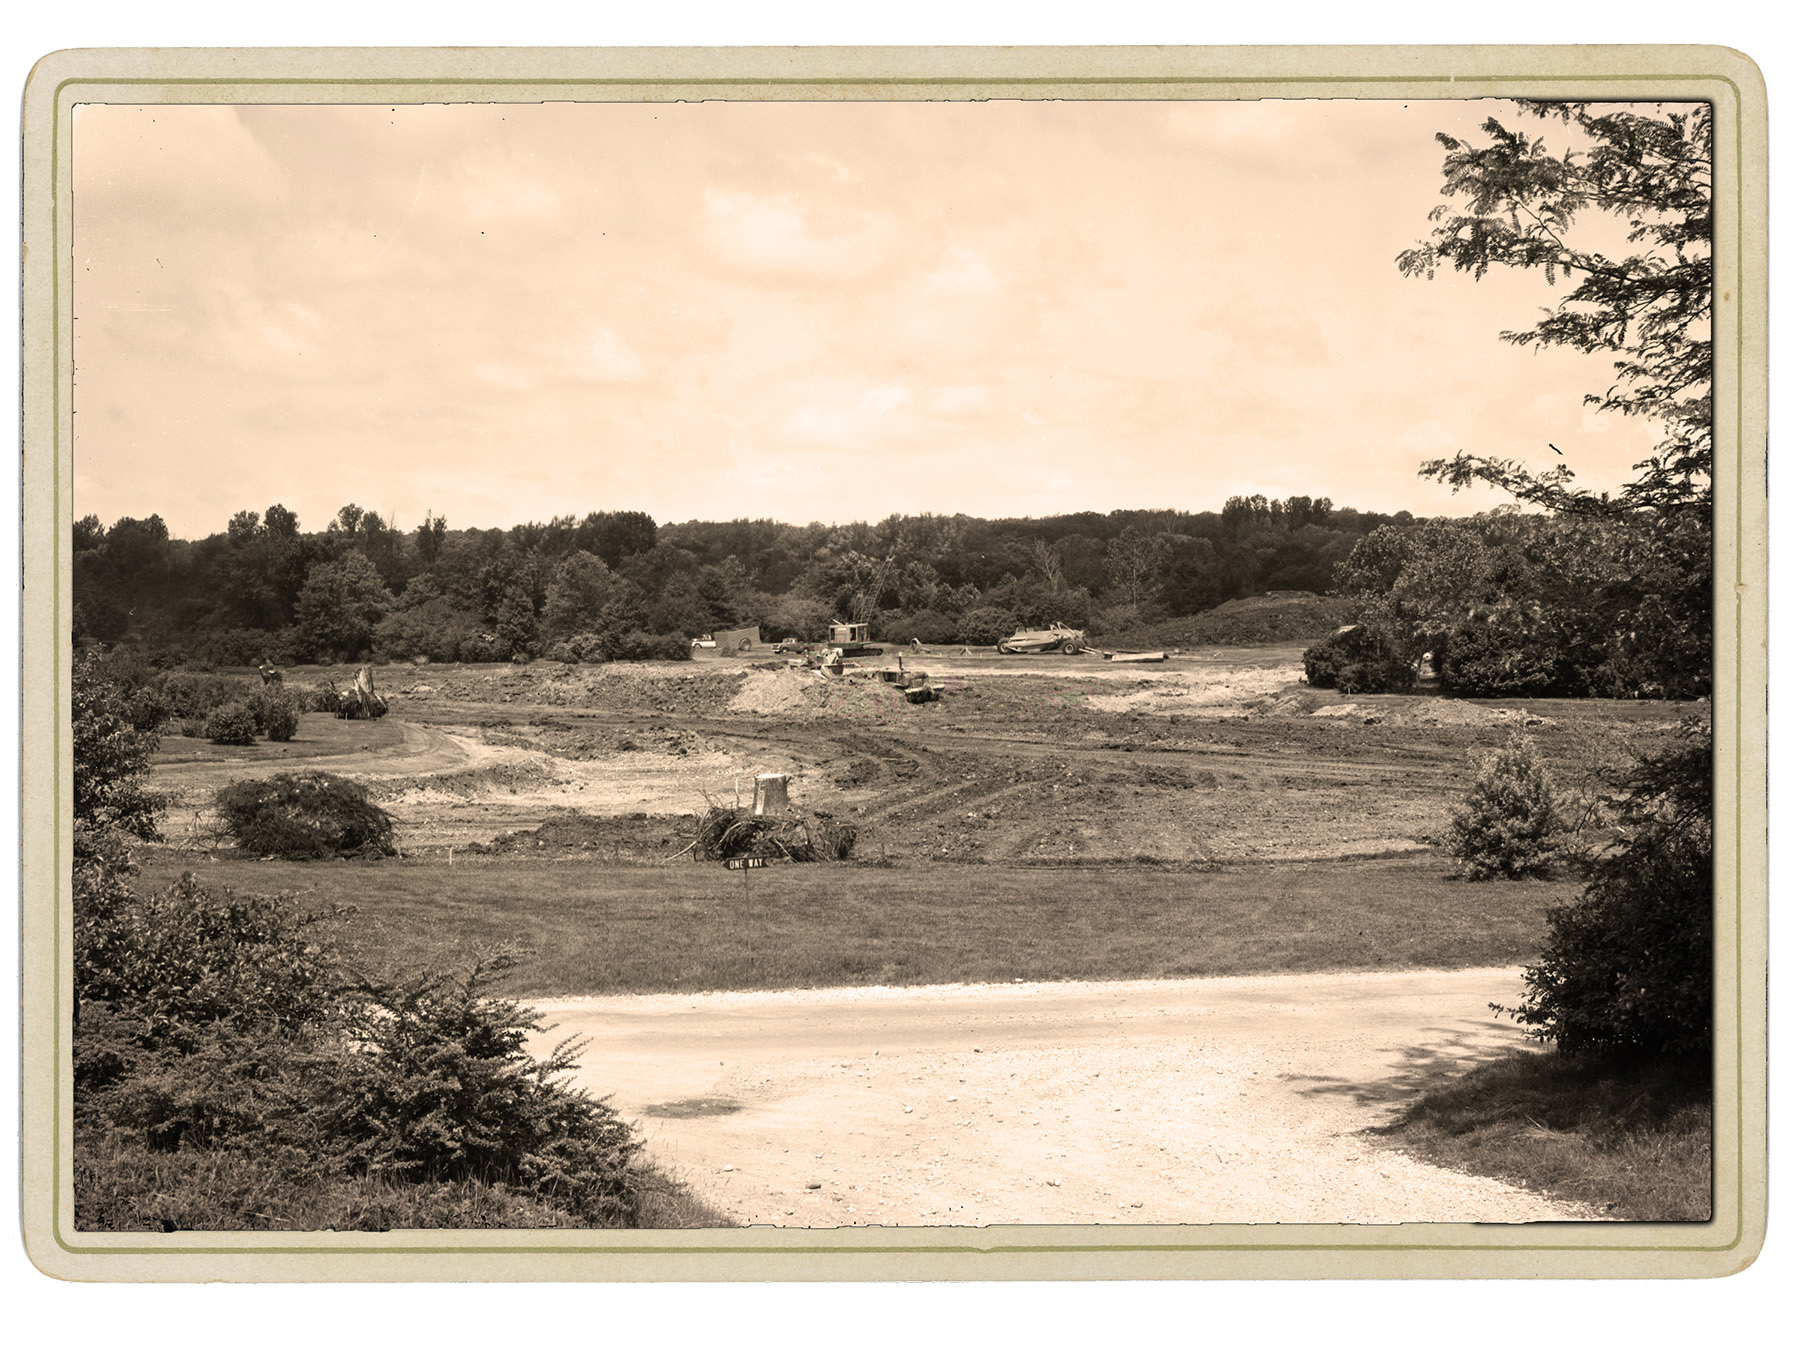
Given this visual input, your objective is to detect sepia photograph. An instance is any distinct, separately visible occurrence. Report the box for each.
[25,46,1765,1279]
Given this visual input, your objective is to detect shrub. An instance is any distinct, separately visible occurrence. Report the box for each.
[155,671,259,720]
[1443,734,1573,880]
[203,703,259,746]
[956,606,1018,647]
[73,652,165,845]
[301,679,341,715]
[215,772,396,859]
[457,631,511,664]
[878,609,960,645]
[74,869,647,1227]
[1437,613,1569,697]
[547,633,610,664]
[612,630,691,662]
[256,689,300,742]
[322,959,643,1223]
[1302,623,1417,694]
[1499,720,1711,1066]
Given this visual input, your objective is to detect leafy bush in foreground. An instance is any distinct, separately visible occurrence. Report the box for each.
[1443,735,1574,880]
[75,873,649,1227]
[215,772,396,858]
[1500,720,1712,1066]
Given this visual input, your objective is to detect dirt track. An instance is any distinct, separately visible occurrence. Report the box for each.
[530,967,1592,1226]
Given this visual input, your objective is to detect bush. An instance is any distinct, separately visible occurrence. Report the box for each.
[547,633,611,664]
[215,772,396,859]
[74,867,648,1227]
[457,632,512,664]
[1443,735,1573,880]
[153,671,258,722]
[613,630,691,662]
[1302,623,1417,694]
[1499,721,1711,1066]
[1437,614,1569,697]
[203,703,259,746]
[322,959,643,1222]
[301,679,341,715]
[956,606,1018,647]
[255,689,300,742]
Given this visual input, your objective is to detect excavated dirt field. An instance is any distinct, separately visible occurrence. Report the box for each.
[144,647,1698,1226]
[151,647,1695,865]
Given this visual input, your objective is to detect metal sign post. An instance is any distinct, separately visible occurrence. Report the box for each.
[724,854,770,906]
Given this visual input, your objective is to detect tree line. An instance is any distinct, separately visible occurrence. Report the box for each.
[73,494,1415,667]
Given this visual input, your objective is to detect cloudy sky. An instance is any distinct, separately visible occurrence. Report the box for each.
[71,98,1666,539]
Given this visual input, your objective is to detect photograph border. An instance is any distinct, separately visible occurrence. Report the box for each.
[19,43,1768,1281]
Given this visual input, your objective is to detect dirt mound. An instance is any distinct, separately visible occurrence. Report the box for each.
[1311,699,1557,730]
[729,667,828,716]
[411,663,747,717]
[462,811,693,860]
[479,719,717,760]
[375,758,565,802]
[1117,592,1358,649]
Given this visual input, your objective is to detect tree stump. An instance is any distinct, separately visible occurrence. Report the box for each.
[752,774,790,816]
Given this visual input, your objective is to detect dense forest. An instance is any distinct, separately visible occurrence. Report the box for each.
[73,494,1412,667]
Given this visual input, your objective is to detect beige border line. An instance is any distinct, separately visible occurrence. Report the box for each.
[20,44,1768,1281]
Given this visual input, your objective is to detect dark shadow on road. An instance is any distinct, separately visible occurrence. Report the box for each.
[1282,1020,1520,1113]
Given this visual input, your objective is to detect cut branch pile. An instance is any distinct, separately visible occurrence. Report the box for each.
[684,806,858,863]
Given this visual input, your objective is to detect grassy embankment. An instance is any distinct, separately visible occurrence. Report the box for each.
[137,849,1564,996]
[1377,1051,1712,1221]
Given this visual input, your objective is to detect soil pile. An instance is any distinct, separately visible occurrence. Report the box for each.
[462,811,693,860]
[728,667,828,716]
[409,663,747,717]
[1308,699,1558,729]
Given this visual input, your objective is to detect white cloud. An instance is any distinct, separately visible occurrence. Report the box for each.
[570,328,647,383]
[930,385,992,415]
[781,380,915,445]
[700,189,895,282]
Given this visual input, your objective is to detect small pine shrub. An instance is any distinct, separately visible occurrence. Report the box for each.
[203,703,259,746]
[1443,734,1573,880]
[215,772,396,859]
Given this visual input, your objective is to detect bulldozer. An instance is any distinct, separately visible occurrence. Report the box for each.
[333,665,389,721]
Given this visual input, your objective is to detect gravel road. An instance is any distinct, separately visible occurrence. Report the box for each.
[528,967,1591,1227]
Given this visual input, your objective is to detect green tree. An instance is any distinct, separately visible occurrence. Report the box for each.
[72,652,165,860]
[1105,525,1172,610]
[296,551,391,661]
[1399,101,1711,514]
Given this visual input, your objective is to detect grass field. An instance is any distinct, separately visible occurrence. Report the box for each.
[136,849,1565,996]
[1376,1050,1712,1221]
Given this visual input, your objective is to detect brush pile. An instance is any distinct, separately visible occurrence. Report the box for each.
[690,806,857,862]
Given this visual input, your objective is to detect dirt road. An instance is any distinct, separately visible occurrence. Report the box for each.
[529,967,1590,1226]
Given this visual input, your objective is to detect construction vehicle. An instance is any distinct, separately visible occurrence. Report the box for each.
[996,622,1088,655]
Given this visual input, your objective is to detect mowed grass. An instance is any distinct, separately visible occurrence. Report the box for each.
[136,851,1564,997]
[1377,1050,1712,1221]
